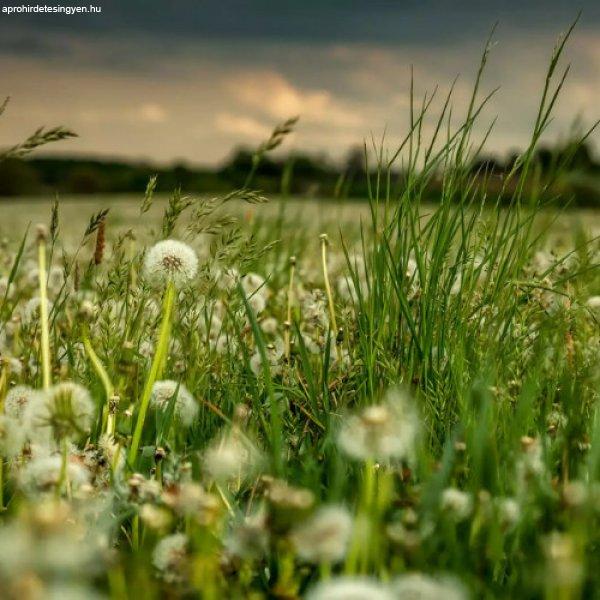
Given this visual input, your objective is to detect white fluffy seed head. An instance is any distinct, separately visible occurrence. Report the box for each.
[143,240,198,288]
[290,505,353,563]
[337,387,420,463]
[0,415,26,457]
[20,297,53,327]
[150,380,198,427]
[441,488,473,520]
[152,533,188,583]
[4,385,39,420]
[25,382,96,441]
[392,573,468,600]
[203,429,263,482]
[20,454,90,495]
[306,576,395,600]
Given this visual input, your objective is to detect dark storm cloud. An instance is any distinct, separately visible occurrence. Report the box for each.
[1,1,598,51]
[0,0,598,164]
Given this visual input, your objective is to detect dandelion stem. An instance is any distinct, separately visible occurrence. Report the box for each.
[37,230,52,390]
[128,279,175,467]
[320,234,342,363]
[284,255,296,359]
[82,327,114,434]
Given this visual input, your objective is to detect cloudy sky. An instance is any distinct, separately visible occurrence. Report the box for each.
[0,0,599,166]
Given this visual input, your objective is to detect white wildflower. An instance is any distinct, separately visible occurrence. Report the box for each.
[4,384,39,420]
[337,387,419,463]
[224,510,269,560]
[20,454,90,495]
[162,482,220,521]
[203,428,263,482]
[260,316,279,335]
[140,504,172,530]
[586,295,600,311]
[441,488,473,520]
[0,276,13,299]
[25,382,96,441]
[496,497,521,528]
[152,533,188,583]
[143,239,198,287]
[20,296,53,326]
[215,266,239,292]
[0,415,26,457]
[250,338,285,376]
[150,380,198,427]
[290,505,353,563]
[241,272,267,296]
[392,573,467,600]
[306,576,394,600]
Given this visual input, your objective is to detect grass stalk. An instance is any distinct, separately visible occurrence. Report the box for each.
[128,279,175,467]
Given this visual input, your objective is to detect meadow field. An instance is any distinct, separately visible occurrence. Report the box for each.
[0,27,600,600]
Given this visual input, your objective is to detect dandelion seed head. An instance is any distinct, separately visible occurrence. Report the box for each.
[162,482,220,522]
[4,384,39,420]
[0,415,26,457]
[496,497,521,528]
[441,488,473,521]
[337,387,419,463]
[290,505,353,564]
[203,429,263,482]
[143,239,198,287]
[25,382,95,441]
[392,573,468,600]
[224,510,269,560]
[150,380,198,427]
[306,576,395,600]
[20,297,53,327]
[152,533,188,583]
[586,295,600,311]
[20,454,90,495]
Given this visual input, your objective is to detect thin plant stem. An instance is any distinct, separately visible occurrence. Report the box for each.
[284,255,296,359]
[83,326,114,434]
[320,234,342,363]
[128,279,176,467]
[37,231,52,391]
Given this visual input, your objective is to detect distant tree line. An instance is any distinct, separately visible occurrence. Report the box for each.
[1,142,599,206]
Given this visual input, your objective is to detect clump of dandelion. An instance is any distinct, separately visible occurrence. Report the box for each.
[306,576,395,600]
[4,384,39,420]
[143,239,198,288]
[150,380,198,427]
[162,482,220,524]
[337,387,419,463]
[130,240,199,465]
[20,454,90,496]
[25,382,96,441]
[127,472,162,503]
[496,497,521,529]
[152,533,189,583]
[20,296,53,327]
[203,428,263,483]
[516,436,547,491]
[140,504,172,531]
[0,275,13,299]
[0,415,26,458]
[250,337,285,376]
[544,532,583,595]
[586,295,600,311]
[224,510,269,561]
[441,488,473,521]
[392,573,468,600]
[290,505,353,564]
[241,272,270,314]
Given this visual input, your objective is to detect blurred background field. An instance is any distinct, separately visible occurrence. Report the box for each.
[1,195,599,243]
